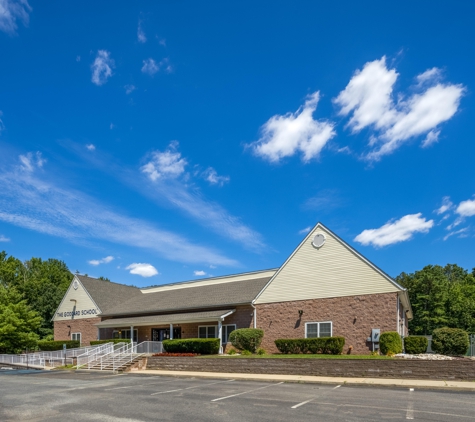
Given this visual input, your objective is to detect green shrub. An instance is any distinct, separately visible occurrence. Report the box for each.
[227,348,237,355]
[162,338,220,354]
[37,340,80,351]
[257,348,266,355]
[404,336,428,354]
[241,349,252,355]
[90,339,131,346]
[228,328,264,353]
[379,332,402,355]
[432,327,469,356]
[274,337,345,355]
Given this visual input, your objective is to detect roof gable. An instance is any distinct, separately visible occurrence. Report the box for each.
[254,222,403,305]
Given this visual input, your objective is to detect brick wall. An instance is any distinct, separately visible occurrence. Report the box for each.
[54,317,101,346]
[256,292,398,354]
[147,357,475,381]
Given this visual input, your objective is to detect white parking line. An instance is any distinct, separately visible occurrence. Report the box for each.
[291,384,341,409]
[291,399,314,409]
[406,389,414,420]
[150,379,235,396]
[211,382,284,402]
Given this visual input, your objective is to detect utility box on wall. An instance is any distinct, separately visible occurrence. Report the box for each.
[371,328,380,343]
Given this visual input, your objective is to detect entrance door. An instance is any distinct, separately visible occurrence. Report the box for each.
[152,328,181,341]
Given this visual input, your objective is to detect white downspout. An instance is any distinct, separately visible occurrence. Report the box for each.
[251,303,257,329]
[397,296,400,335]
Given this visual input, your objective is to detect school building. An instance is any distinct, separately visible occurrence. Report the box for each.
[53,223,412,354]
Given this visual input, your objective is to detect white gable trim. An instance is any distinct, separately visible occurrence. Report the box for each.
[51,275,102,321]
[253,222,407,304]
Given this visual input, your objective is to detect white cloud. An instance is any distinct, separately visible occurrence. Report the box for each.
[303,189,342,212]
[141,58,159,75]
[19,151,45,172]
[91,50,114,86]
[88,255,114,266]
[416,67,442,86]
[0,162,238,266]
[0,0,31,35]
[76,55,81,62]
[0,234,10,242]
[194,270,206,276]
[456,197,475,217]
[86,144,96,151]
[110,123,115,130]
[126,263,158,277]
[250,91,336,163]
[354,213,434,247]
[141,142,187,181]
[334,57,464,160]
[298,226,311,235]
[421,130,440,148]
[137,21,146,43]
[435,196,454,215]
[202,167,229,186]
[443,227,469,241]
[124,84,136,94]
[0,112,5,134]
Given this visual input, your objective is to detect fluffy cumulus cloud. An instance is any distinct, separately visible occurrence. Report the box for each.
[334,56,464,160]
[354,213,434,247]
[88,256,114,266]
[193,270,206,276]
[141,142,187,181]
[456,197,475,217]
[0,234,10,242]
[19,151,45,172]
[0,0,31,35]
[86,144,96,151]
[201,167,229,186]
[91,50,115,86]
[250,91,336,163]
[126,263,158,277]
[435,196,454,215]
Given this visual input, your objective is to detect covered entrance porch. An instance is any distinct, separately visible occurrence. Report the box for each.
[95,309,236,354]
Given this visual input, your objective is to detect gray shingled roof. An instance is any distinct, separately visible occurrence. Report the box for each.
[95,309,235,327]
[101,276,271,316]
[77,275,142,314]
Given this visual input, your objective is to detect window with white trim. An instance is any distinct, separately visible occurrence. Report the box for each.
[305,322,332,338]
[71,332,81,344]
[198,324,236,343]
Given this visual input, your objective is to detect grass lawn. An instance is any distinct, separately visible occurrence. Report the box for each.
[199,354,393,359]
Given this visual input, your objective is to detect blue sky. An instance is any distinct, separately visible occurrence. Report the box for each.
[0,1,474,286]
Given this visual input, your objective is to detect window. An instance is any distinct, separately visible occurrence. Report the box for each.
[305,322,332,338]
[112,329,138,342]
[198,324,236,343]
[71,332,81,344]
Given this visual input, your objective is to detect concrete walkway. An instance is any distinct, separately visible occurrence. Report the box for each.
[138,369,475,391]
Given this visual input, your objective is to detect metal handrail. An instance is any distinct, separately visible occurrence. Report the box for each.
[76,342,116,369]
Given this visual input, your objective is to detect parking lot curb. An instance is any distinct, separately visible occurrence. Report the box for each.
[136,369,475,391]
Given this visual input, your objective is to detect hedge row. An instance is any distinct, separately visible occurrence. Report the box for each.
[432,327,469,356]
[274,337,345,355]
[90,339,131,346]
[163,338,220,354]
[37,340,80,351]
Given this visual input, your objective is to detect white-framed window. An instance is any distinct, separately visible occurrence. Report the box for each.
[305,321,332,338]
[71,332,81,344]
[198,324,236,343]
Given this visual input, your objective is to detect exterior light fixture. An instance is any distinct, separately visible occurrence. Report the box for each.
[298,310,304,317]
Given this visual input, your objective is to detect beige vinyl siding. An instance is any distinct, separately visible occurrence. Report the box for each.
[53,276,101,321]
[142,269,277,294]
[255,226,400,304]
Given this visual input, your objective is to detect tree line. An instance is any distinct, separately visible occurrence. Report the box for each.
[1,249,474,353]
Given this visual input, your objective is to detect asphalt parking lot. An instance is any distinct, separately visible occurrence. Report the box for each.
[0,369,474,421]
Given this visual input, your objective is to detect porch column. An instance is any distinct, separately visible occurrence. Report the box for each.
[170,323,174,340]
[130,325,134,349]
[218,320,223,354]
[97,327,100,341]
